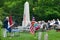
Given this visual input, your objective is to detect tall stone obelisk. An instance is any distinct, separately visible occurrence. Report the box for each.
[22,1,30,27]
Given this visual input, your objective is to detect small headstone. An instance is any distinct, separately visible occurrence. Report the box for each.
[38,32,42,40]
[44,33,48,40]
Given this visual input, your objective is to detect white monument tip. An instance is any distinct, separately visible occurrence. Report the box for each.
[25,1,29,4]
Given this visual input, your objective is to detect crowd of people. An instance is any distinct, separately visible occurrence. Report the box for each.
[2,16,60,37]
[32,19,60,31]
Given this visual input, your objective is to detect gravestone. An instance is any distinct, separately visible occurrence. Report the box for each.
[44,33,48,40]
[38,32,42,40]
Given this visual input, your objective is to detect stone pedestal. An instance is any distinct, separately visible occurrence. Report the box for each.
[22,21,30,27]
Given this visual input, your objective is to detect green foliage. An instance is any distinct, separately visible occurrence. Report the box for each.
[0,0,60,25]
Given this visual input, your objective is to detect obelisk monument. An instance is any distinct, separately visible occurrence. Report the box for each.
[22,1,30,27]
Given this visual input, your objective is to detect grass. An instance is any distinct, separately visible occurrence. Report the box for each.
[48,30,60,40]
[0,28,60,40]
[41,30,60,40]
[0,29,38,40]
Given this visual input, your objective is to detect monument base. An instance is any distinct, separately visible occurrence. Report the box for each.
[22,21,30,27]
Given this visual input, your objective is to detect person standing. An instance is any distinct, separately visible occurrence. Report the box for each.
[3,16,14,37]
[9,16,14,36]
[30,17,35,35]
[3,17,9,37]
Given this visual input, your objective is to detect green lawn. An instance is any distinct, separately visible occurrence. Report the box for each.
[0,29,60,40]
[48,30,60,40]
[41,30,60,40]
[0,29,38,40]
